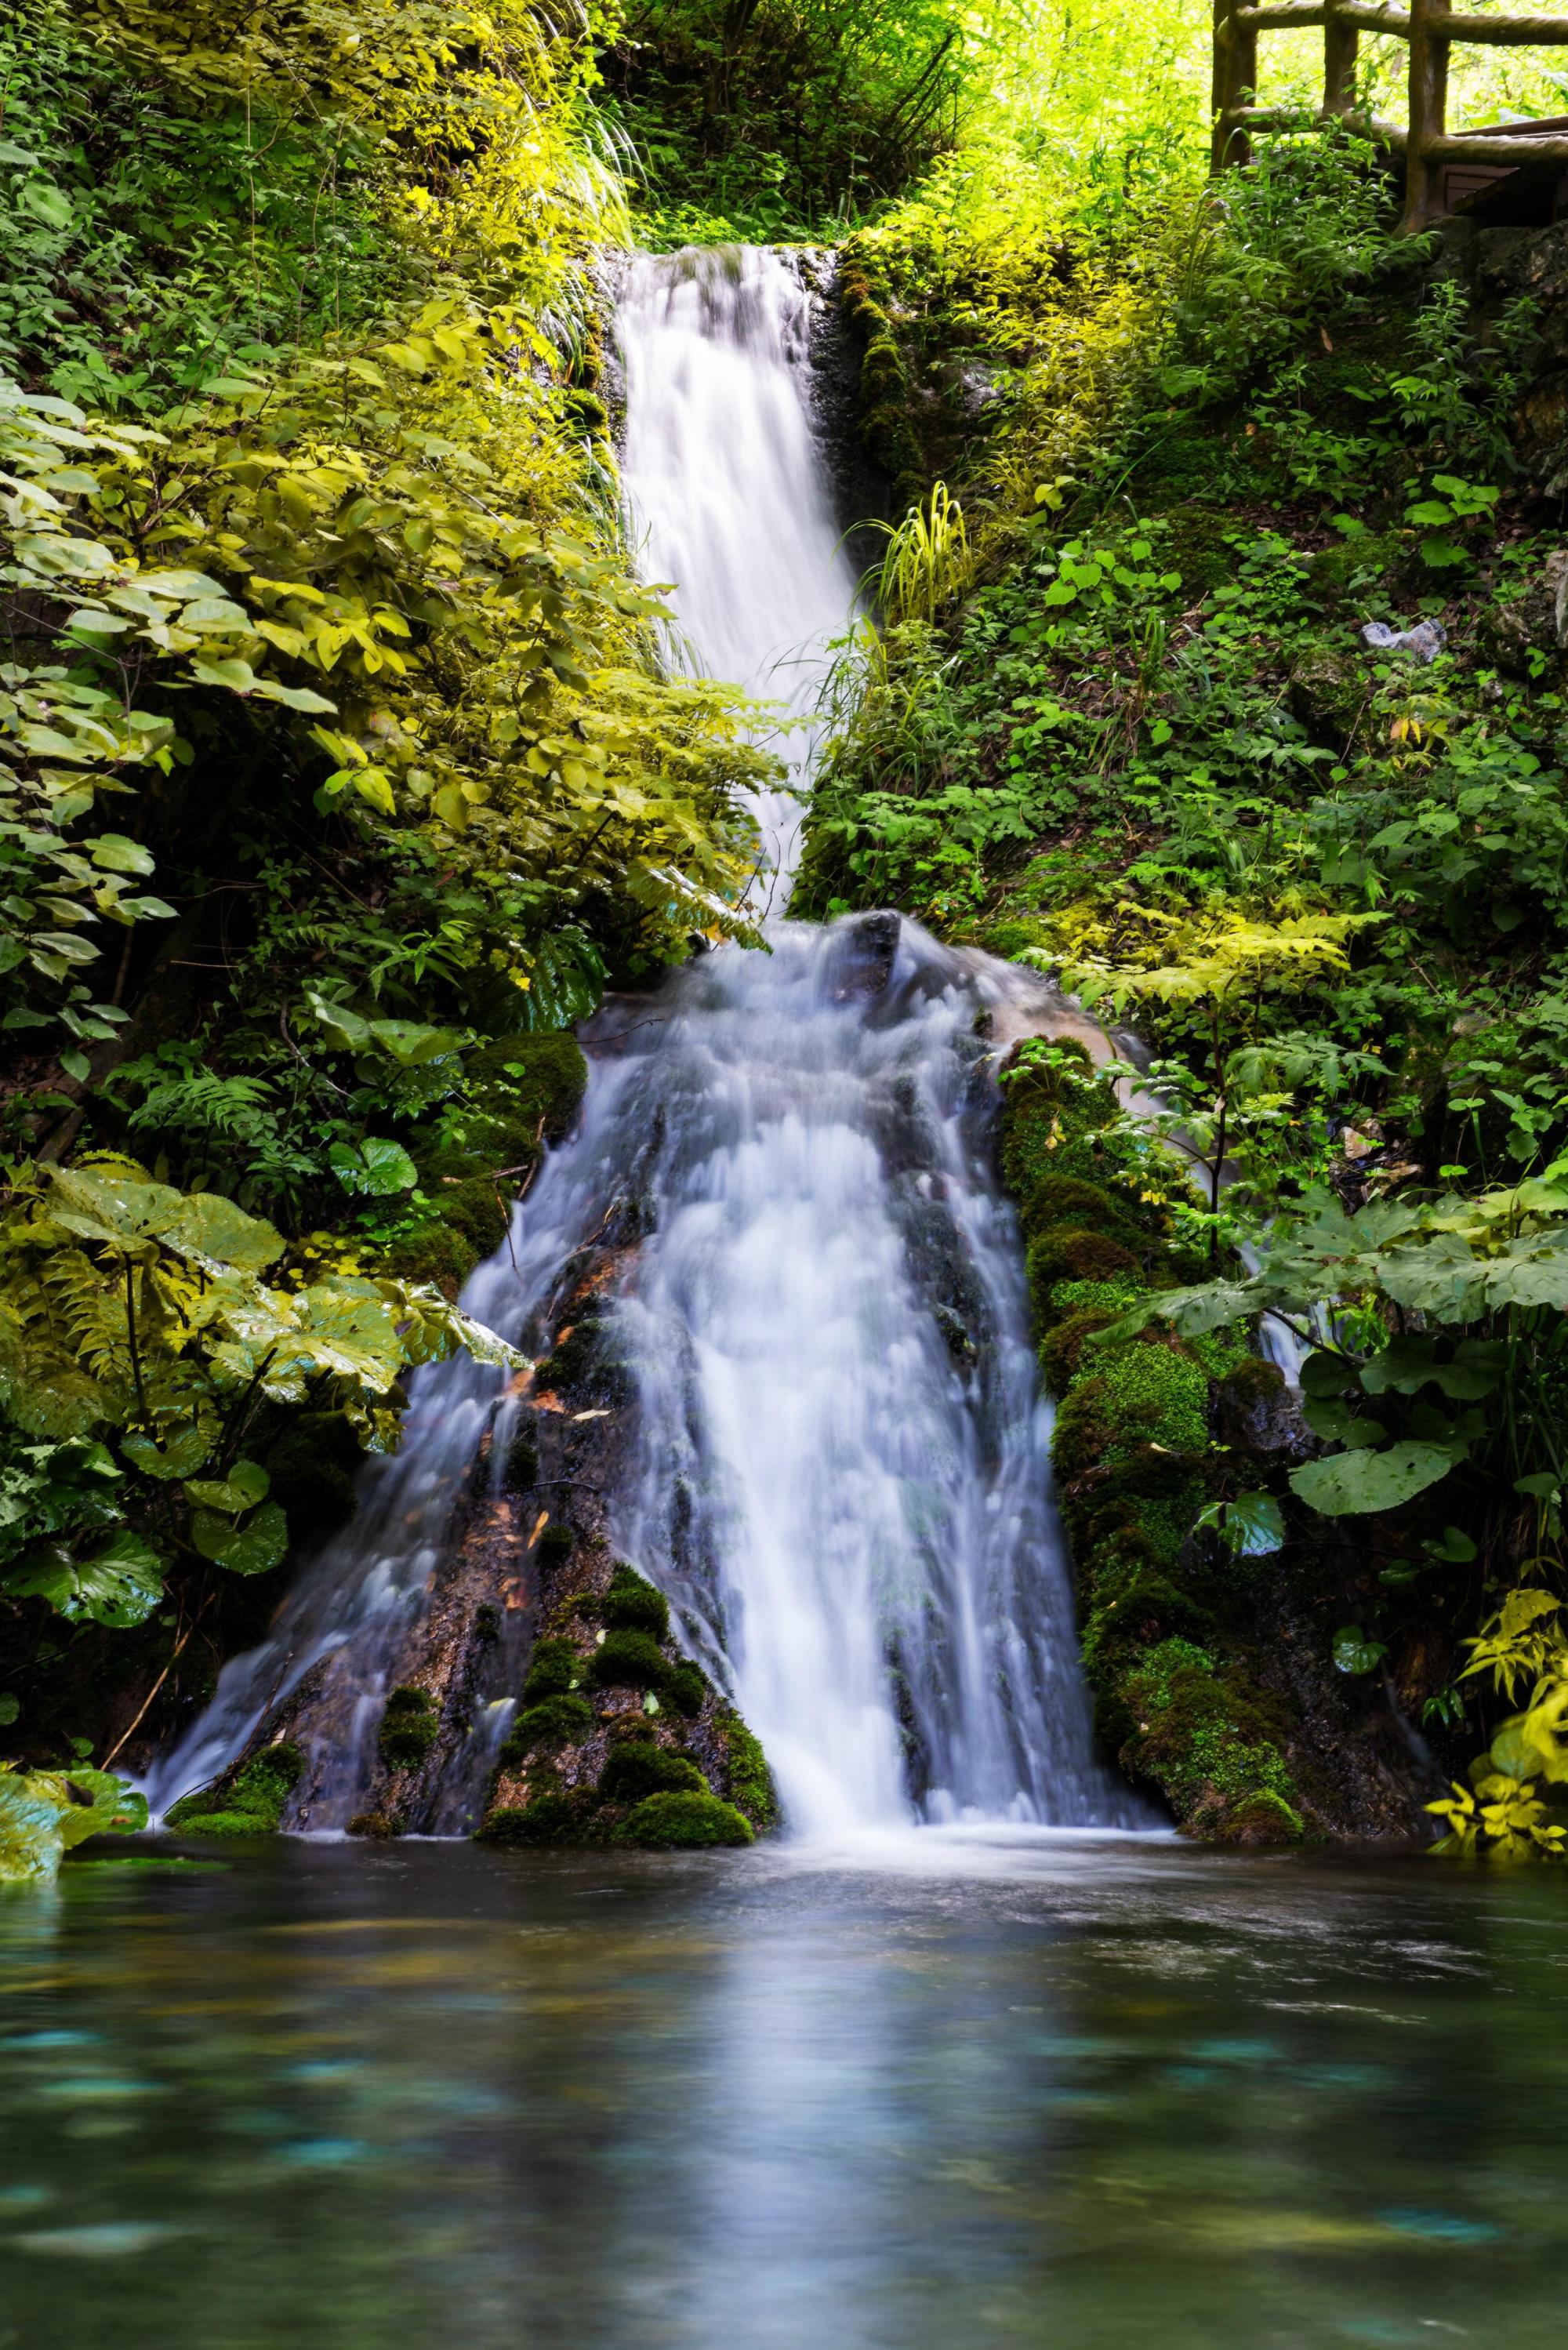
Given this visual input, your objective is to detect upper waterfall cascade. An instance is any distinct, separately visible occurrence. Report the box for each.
[149,245,1144,1839]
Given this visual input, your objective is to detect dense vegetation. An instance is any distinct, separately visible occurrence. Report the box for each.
[8,0,1568,1870]
[800,118,1568,1850]
[0,0,773,1869]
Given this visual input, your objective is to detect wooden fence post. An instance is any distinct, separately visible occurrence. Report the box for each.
[1323,0,1359,118]
[1211,0,1258,172]
[1406,0,1450,225]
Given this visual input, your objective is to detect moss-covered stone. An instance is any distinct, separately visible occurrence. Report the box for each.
[715,1706,779,1831]
[379,1685,438,1771]
[996,1034,1313,1845]
[500,1694,593,1760]
[166,1741,303,1836]
[589,1628,667,1691]
[521,1636,583,1705]
[614,1789,755,1849]
[383,1219,481,1300]
[663,1660,707,1716]
[597,1743,706,1803]
[602,1563,669,1640]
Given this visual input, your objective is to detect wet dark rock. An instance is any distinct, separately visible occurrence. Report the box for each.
[829,909,901,999]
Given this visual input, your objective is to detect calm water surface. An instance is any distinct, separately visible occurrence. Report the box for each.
[2,1832,1562,2348]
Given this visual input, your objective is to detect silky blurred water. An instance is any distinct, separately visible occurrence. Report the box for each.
[4,1836,1563,2349]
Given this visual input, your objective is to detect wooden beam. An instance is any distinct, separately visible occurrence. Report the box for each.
[1235,3,1327,26]
[1326,0,1361,114]
[1425,128,1568,159]
[1428,9,1568,39]
[1337,2,1412,31]
[1225,102,1409,143]
[1406,0,1450,225]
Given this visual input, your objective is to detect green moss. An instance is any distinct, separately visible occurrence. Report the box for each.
[1040,1308,1118,1397]
[535,1523,574,1571]
[1027,1226,1138,1318]
[602,1564,669,1640]
[715,1707,779,1831]
[480,1789,597,1845]
[383,1219,480,1299]
[664,1660,707,1716]
[466,1031,587,1139]
[522,1636,583,1705]
[1018,1175,1136,1244]
[166,1741,303,1836]
[597,1744,706,1802]
[614,1790,754,1849]
[500,1693,593,1760]
[589,1628,667,1691]
[437,1178,508,1261]
[503,1432,538,1491]
[379,1685,438,1772]
[1096,1343,1210,1459]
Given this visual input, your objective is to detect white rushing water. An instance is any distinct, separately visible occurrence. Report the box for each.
[150,245,1145,1839]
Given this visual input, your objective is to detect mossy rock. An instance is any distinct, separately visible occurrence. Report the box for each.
[379,1685,438,1772]
[465,1032,587,1137]
[715,1707,779,1831]
[664,1660,707,1716]
[1027,1226,1138,1315]
[614,1790,754,1849]
[166,1741,303,1836]
[1040,1307,1119,1397]
[479,1789,597,1846]
[500,1694,593,1760]
[522,1636,583,1705]
[437,1178,508,1261]
[602,1564,669,1640]
[535,1313,630,1402]
[597,1744,706,1803]
[263,1415,362,1545]
[1018,1174,1129,1243]
[535,1523,574,1571]
[383,1219,480,1302]
[589,1628,667,1691]
[1196,1788,1305,1844]
[503,1432,539,1492]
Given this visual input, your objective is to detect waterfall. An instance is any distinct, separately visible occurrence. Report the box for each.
[148,245,1144,1839]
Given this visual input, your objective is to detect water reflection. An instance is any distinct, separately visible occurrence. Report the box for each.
[1,1836,1563,2348]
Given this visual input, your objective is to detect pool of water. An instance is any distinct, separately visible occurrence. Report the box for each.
[2,1830,1562,2348]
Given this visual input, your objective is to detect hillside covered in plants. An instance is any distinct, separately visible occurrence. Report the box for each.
[5,0,1568,1872]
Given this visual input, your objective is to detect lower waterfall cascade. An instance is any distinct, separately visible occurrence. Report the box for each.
[148,244,1148,1839]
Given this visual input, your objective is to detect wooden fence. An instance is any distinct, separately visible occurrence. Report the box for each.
[1211,0,1568,224]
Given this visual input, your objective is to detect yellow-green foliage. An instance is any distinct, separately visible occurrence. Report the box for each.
[1429,1591,1568,1860]
[0,1762,147,1880]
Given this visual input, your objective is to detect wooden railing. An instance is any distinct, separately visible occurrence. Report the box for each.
[1211,0,1568,223]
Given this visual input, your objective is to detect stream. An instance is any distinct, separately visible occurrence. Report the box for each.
[7,1838,1566,2349]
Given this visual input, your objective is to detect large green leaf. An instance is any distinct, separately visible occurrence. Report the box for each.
[1290,1441,1457,1518]
[0,1773,66,1882]
[190,1500,289,1575]
[328,1138,419,1197]
[155,1191,285,1274]
[3,1531,165,1626]
[122,1422,215,1480]
[183,1460,270,1514]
